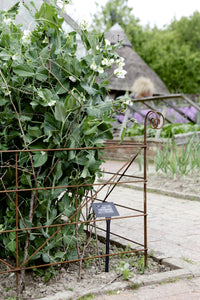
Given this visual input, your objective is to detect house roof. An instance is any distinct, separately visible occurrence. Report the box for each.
[105,24,170,95]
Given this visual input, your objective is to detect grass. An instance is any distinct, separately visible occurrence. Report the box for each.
[106,290,120,295]
[77,294,95,300]
[182,256,195,264]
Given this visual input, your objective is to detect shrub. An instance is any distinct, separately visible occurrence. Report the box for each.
[0,1,125,268]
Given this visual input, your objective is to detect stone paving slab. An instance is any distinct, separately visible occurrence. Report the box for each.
[94,276,200,300]
[96,185,200,263]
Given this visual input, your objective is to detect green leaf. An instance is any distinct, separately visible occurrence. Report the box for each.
[33,151,48,167]
[13,65,35,77]
[35,3,64,29]
[28,126,42,137]
[7,241,16,252]
[9,231,16,240]
[36,66,48,81]
[42,253,50,263]
[81,166,90,178]
[63,235,77,246]
[0,51,11,61]
[6,1,20,17]
[45,208,57,226]
[54,101,66,122]
[55,251,65,259]
[67,249,78,260]
[61,206,74,217]
[19,218,32,229]
[53,160,63,182]
[80,83,97,95]
[0,98,8,106]
[56,81,70,94]
[20,173,32,187]
[64,94,77,111]
[83,125,97,136]
[39,46,49,62]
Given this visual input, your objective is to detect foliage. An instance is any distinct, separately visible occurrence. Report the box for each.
[117,261,134,280]
[168,11,200,52]
[0,1,125,267]
[77,294,95,300]
[154,138,200,177]
[90,0,140,33]
[91,1,200,94]
[136,27,200,93]
[133,254,152,274]
[126,122,200,138]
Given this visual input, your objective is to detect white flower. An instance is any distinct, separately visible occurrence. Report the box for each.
[41,151,46,155]
[105,39,111,46]
[4,91,11,96]
[102,58,109,66]
[102,58,115,67]
[79,19,88,30]
[116,57,125,63]
[69,76,76,82]
[114,68,127,79]
[57,189,68,201]
[57,0,72,9]
[118,61,125,68]
[116,57,125,67]
[90,62,97,71]
[22,30,32,45]
[42,37,48,44]
[96,45,103,52]
[3,17,12,26]
[48,100,56,107]
[56,0,64,6]
[97,66,104,74]
[12,54,20,61]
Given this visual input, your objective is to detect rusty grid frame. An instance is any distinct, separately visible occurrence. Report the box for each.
[0,110,164,292]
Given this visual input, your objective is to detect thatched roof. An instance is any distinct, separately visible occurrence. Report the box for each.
[105,24,170,95]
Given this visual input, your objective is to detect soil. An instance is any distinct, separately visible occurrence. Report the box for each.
[0,171,199,300]
[146,172,200,197]
[0,242,171,300]
[101,160,200,198]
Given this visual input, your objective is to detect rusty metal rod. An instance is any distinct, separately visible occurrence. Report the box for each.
[0,144,146,154]
[0,179,147,194]
[0,248,147,275]
[0,213,147,234]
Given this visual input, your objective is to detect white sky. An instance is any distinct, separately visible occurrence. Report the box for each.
[66,0,200,29]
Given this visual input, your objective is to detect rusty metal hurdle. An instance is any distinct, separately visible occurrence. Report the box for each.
[0,110,164,294]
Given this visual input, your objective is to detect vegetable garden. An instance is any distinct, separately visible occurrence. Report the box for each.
[0,1,200,298]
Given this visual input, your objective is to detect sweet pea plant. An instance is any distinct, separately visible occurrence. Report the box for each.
[0,1,126,275]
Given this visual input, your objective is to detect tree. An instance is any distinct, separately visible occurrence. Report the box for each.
[91,1,200,94]
[91,0,140,33]
[169,11,200,52]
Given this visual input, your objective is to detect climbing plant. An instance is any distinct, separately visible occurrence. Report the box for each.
[0,1,126,269]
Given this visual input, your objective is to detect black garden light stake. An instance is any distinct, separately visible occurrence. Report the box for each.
[91,202,119,272]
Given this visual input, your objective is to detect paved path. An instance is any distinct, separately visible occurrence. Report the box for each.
[99,160,200,262]
[93,160,200,299]
[96,184,200,262]
[94,277,200,300]
[43,160,200,299]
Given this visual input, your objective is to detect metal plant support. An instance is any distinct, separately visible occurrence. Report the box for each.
[0,110,164,294]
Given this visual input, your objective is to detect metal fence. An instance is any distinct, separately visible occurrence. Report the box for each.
[0,110,164,294]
